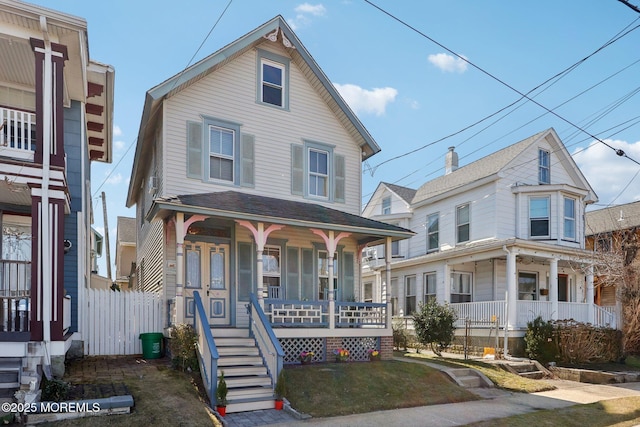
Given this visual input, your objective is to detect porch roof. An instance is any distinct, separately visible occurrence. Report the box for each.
[148,191,414,245]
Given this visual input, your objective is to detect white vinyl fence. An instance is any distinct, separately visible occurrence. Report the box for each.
[85,289,164,356]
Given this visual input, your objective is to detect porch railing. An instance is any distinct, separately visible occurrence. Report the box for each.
[451,301,506,328]
[193,291,218,405]
[0,259,31,333]
[1,106,36,160]
[335,302,386,328]
[249,294,284,384]
[264,299,329,327]
[594,305,617,329]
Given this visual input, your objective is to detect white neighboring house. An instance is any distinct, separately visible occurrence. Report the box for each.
[362,129,617,355]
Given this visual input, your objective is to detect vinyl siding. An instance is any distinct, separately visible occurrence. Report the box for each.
[137,219,164,295]
[162,41,362,215]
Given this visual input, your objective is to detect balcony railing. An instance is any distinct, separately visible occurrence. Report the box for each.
[0,259,31,333]
[264,299,389,329]
[1,106,36,161]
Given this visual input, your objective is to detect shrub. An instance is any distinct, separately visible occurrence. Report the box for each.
[524,316,557,364]
[168,323,199,372]
[412,299,457,356]
[274,369,287,400]
[553,320,621,364]
[216,371,228,407]
[41,378,70,402]
[392,319,408,350]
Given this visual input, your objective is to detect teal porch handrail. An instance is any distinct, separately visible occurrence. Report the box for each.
[193,291,219,405]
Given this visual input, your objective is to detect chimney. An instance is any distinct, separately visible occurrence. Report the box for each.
[445,146,458,175]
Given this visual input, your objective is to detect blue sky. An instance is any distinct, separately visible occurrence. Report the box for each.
[27,1,640,277]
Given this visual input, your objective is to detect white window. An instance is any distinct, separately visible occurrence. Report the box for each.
[318,250,337,300]
[456,204,470,243]
[451,272,471,303]
[209,126,234,182]
[390,277,398,316]
[563,197,576,240]
[518,272,537,300]
[405,275,416,315]
[424,272,436,302]
[261,59,284,107]
[427,213,439,252]
[263,246,281,298]
[364,282,373,303]
[539,149,550,184]
[530,197,550,237]
[309,148,329,198]
[382,196,391,215]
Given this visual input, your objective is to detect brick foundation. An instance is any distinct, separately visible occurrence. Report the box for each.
[380,336,393,360]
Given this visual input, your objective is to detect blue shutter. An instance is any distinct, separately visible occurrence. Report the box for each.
[301,248,314,300]
[334,154,345,203]
[291,144,304,196]
[241,134,255,187]
[286,247,299,300]
[187,121,202,178]
[237,242,253,300]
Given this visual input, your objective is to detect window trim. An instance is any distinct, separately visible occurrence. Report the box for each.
[538,149,550,184]
[256,49,290,110]
[405,275,416,315]
[424,272,436,303]
[529,196,550,238]
[563,196,576,241]
[381,196,391,215]
[518,271,538,300]
[450,271,472,303]
[456,203,470,244]
[203,116,241,186]
[208,125,235,183]
[427,212,439,252]
[304,140,335,201]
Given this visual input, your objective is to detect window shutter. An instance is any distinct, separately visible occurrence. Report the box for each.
[291,144,304,195]
[241,134,255,187]
[286,247,299,300]
[238,242,254,300]
[342,252,355,301]
[334,154,345,203]
[301,248,314,300]
[187,121,202,178]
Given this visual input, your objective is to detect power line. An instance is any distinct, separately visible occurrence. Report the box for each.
[363,0,640,167]
[618,0,640,14]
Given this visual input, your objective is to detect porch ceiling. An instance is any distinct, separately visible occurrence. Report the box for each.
[149,191,414,245]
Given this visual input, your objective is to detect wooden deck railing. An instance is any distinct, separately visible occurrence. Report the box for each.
[0,259,31,333]
[1,106,36,160]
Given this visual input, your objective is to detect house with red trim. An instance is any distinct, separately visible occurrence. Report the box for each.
[0,0,114,395]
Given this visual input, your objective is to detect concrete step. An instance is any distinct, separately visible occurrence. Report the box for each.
[217,346,260,357]
[510,363,538,373]
[456,375,481,388]
[225,397,276,414]
[218,356,263,366]
[519,371,546,380]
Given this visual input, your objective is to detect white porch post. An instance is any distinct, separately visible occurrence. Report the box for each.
[385,237,392,327]
[310,229,351,330]
[586,264,595,324]
[175,213,185,324]
[235,221,285,309]
[549,258,558,321]
[442,263,451,304]
[506,250,517,330]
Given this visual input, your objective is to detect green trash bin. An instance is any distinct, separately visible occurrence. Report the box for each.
[140,332,164,359]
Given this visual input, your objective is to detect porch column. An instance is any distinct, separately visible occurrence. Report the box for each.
[175,213,185,324]
[586,264,595,324]
[385,237,392,327]
[506,250,517,330]
[236,221,285,308]
[549,258,558,321]
[310,229,351,329]
[442,263,451,304]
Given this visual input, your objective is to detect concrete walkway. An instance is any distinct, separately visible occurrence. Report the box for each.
[259,357,640,427]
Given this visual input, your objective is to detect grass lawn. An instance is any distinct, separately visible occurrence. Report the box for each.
[399,351,556,393]
[284,360,479,417]
[466,396,640,427]
[46,364,217,427]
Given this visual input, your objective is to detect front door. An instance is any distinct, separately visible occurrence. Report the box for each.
[185,242,231,326]
[558,275,568,302]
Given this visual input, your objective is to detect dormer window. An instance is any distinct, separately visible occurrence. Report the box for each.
[538,149,550,184]
[382,196,391,215]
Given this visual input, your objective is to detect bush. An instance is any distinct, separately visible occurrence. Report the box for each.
[216,371,228,407]
[41,378,70,402]
[553,320,621,364]
[524,316,557,364]
[168,323,199,372]
[412,299,457,356]
[392,319,408,350]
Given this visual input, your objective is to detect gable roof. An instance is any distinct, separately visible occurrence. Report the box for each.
[126,15,380,207]
[411,128,597,206]
[585,201,640,236]
[384,182,417,204]
[148,191,414,245]
[116,216,136,245]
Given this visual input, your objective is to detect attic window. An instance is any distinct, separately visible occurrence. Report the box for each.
[382,197,391,215]
[538,149,550,184]
[257,49,289,110]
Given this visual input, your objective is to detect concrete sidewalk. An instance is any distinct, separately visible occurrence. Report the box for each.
[265,358,640,427]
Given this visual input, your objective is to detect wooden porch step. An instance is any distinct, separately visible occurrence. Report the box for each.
[211,328,249,338]
[218,356,264,367]
[225,396,276,414]
[215,337,256,347]
[226,375,272,388]
[217,346,260,356]
[218,366,267,377]
[228,385,273,400]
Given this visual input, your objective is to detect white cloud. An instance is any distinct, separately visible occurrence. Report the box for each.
[288,3,326,30]
[113,125,122,137]
[105,172,123,185]
[334,83,397,116]
[573,139,640,206]
[428,53,468,73]
[114,140,125,151]
[295,3,326,16]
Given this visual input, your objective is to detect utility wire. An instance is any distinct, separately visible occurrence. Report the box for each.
[363,0,640,167]
[618,0,640,14]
